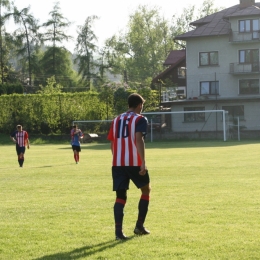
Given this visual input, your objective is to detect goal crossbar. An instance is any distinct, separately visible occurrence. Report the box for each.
[142,110,228,142]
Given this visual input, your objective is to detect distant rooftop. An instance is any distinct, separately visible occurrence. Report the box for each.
[163,50,186,66]
[152,50,185,83]
[175,2,260,40]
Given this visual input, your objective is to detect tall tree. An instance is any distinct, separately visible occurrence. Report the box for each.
[103,5,175,86]
[42,2,72,76]
[74,15,99,90]
[4,4,40,86]
[38,46,78,90]
[0,0,10,84]
[171,0,224,46]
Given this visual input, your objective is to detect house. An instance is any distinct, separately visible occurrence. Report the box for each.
[161,0,260,139]
[152,50,186,101]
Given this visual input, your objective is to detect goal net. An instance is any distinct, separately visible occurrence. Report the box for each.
[73,109,229,142]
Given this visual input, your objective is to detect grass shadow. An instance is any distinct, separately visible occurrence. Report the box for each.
[33,236,135,260]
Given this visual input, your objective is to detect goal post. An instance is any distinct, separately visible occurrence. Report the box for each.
[142,110,228,142]
[72,109,229,142]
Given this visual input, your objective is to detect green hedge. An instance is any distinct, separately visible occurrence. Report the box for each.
[0,88,159,135]
[0,92,108,134]
[0,83,24,94]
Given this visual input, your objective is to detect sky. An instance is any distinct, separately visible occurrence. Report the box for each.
[8,0,240,52]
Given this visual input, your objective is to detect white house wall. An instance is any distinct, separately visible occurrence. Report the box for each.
[171,101,260,132]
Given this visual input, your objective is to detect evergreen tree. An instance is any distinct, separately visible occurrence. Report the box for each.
[4,4,40,86]
[74,15,99,90]
[0,0,10,83]
[42,1,72,76]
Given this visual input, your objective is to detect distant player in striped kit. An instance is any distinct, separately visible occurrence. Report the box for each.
[107,93,151,240]
[10,125,30,167]
[71,125,83,164]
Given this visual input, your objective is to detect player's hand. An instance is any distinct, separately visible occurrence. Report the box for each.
[139,162,147,176]
[27,145,30,149]
[139,169,147,176]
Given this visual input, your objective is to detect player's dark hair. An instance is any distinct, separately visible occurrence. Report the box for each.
[128,93,145,108]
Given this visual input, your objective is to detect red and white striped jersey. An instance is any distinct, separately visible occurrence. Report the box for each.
[11,130,29,147]
[107,111,147,166]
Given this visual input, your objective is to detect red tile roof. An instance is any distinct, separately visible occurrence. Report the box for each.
[163,50,186,66]
[152,50,186,83]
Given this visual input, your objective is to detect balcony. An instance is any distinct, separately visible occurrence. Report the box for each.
[230,62,260,74]
[229,30,260,43]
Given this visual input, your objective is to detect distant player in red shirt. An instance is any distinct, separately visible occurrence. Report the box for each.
[10,125,30,167]
[107,93,151,240]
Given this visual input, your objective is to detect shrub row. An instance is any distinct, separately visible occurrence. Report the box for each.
[0,92,108,134]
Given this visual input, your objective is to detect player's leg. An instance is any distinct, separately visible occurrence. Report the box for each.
[134,183,151,235]
[112,166,129,240]
[72,145,77,163]
[114,189,127,240]
[77,146,81,163]
[129,167,151,235]
[17,146,25,167]
[18,152,25,167]
[74,151,77,163]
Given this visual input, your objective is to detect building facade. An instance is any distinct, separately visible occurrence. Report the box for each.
[162,0,260,138]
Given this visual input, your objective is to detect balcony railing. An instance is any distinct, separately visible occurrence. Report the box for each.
[230,62,260,74]
[229,30,260,43]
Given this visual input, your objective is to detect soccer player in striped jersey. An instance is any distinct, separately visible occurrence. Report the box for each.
[71,125,84,164]
[10,125,30,167]
[107,93,151,240]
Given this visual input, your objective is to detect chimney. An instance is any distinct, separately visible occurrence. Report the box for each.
[240,0,255,8]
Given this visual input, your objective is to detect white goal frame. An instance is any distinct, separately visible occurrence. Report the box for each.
[142,110,228,142]
[73,109,228,142]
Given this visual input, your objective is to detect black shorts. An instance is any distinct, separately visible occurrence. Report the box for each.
[112,166,150,191]
[72,145,81,152]
[16,145,25,155]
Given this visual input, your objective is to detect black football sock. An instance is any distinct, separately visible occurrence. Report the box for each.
[136,195,150,228]
[18,159,22,166]
[114,198,126,235]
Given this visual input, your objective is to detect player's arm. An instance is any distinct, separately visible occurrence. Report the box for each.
[10,133,16,143]
[79,129,84,139]
[136,131,146,175]
[25,132,30,149]
[70,131,74,143]
[107,121,114,154]
[110,141,113,154]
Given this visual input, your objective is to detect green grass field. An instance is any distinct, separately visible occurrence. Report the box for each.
[1,141,260,260]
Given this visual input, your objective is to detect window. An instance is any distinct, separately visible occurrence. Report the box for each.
[239,49,259,64]
[239,49,259,72]
[239,19,259,32]
[200,81,219,95]
[199,51,218,66]
[239,79,259,94]
[184,107,205,122]
[178,67,186,78]
[222,105,244,121]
